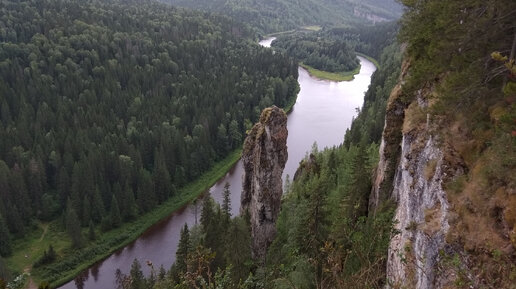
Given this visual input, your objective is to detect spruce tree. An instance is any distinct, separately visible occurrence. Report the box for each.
[123,181,137,220]
[225,217,251,282]
[91,187,105,223]
[65,198,83,248]
[88,220,96,241]
[221,182,232,222]
[176,223,190,274]
[110,195,121,228]
[153,148,171,203]
[129,259,145,289]
[200,197,214,231]
[82,196,91,227]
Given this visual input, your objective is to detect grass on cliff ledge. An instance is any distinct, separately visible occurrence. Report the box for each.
[10,149,242,288]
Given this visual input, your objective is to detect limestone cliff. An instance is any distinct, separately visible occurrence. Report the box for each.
[240,106,288,261]
[372,70,467,288]
[373,60,515,288]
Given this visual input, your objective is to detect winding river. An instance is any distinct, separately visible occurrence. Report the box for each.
[59,38,376,289]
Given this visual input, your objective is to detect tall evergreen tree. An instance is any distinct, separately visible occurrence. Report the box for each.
[65,199,83,248]
[200,197,214,231]
[0,215,11,257]
[110,195,121,228]
[91,187,105,223]
[152,149,172,204]
[176,223,190,274]
[82,196,91,227]
[221,182,231,225]
[136,169,155,213]
[225,217,251,282]
[123,181,137,220]
[129,259,145,289]
[0,256,10,285]
[88,220,96,241]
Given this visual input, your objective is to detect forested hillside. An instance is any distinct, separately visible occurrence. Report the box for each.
[270,22,398,75]
[108,36,403,289]
[271,33,359,73]
[380,0,516,287]
[0,0,299,284]
[162,0,402,34]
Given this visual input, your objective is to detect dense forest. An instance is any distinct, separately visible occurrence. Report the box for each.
[109,32,402,289]
[162,0,402,34]
[271,33,360,73]
[326,21,399,61]
[0,0,299,281]
[269,22,398,76]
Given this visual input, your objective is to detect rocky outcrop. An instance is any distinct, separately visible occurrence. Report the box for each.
[240,106,288,262]
[369,60,410,215]
[386,131,464,289]
[371,62,468,288]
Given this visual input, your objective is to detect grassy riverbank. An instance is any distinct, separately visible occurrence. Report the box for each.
[298,52,379,82]
[299,62,361,82]
[356,52,380,68]
[264,25,320,38]
[6,149,242,288]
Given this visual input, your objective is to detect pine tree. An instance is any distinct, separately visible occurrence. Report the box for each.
[110,195,121,228]
[0,215,11,256]
[66,198,83,248]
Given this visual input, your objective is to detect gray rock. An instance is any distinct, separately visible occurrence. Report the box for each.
[240,106,288,262]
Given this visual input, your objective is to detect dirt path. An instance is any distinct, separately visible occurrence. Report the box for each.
[38,223,49,242]
[23,267,37,289]
[23,224,49,289]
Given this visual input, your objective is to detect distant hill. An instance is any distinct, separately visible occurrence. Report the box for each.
[162,0,403,34]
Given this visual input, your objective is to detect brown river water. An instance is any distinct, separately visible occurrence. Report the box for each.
[59,38,376,289]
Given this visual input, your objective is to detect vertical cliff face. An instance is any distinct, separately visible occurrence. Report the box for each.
[240,106,288,262]
[372,65,467,288]
[369,60,410,215]
[386,130,465,288]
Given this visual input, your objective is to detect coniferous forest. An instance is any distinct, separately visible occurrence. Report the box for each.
[2,0,513,288]
[162,0,402,34]
[107,32,402,289]
[0,0,299,280]
[271,33,360,73]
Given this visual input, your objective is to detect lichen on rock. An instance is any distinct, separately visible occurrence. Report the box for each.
[240,105,288,262]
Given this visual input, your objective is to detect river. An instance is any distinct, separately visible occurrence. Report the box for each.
[59,37,376,289]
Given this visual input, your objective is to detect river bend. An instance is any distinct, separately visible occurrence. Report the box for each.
[59,37,376,289]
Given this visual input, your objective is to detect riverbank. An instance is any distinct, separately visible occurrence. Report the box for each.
[264,25,321,38]
[7,38,299,288]
[356,52,380,68]
[7,149,241,288]
[299,62,362,82]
